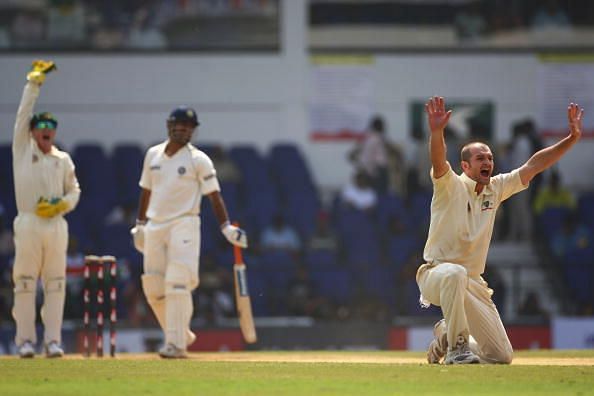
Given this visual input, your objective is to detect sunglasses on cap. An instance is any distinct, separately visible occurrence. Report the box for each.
[34,121,57,130]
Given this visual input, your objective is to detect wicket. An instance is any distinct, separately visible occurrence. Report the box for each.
[83,255,117,358]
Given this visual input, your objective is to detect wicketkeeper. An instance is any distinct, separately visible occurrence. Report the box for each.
[12,60,81,358]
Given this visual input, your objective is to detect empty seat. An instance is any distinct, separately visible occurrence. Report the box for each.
[111,144,144,207]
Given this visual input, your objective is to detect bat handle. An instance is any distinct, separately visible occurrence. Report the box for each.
[232,221,243,264]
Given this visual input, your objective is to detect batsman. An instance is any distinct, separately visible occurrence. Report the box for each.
[131,106,247,358]
[419,96,583,364]
[12,60,81,358]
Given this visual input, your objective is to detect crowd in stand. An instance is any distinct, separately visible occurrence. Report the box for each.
[0,0,278,50]
[3,1,594,51]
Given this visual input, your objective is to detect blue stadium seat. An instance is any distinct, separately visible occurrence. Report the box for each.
[111,144,144,207]
[361,267,398,311]
[537,207,572,241]
[228,145,270,191]
[268,143,316,197]
[386,234,419,270]
[577,192,594,230]
[304,249,338,270]
[310,269,352,305]
[72,143,117,217]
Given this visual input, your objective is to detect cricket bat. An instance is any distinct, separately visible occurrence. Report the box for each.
[233,240,257,343]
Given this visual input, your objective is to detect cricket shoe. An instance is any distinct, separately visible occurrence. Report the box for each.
[159,343,188,359]
[18,341,35,358]
[427,319,447,364]
[45,341,64,358]
[444,336,480,365]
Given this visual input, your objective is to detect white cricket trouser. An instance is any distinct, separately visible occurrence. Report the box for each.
[143,216,201,348]
[417,263,513,364]
[12,212,68,346]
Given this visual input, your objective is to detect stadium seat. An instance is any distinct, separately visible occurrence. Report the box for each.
[310,268,352,305]
[111,143,144,207]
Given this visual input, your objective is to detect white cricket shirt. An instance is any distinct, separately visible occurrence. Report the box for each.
[12,83,80,214]
[423,164,528,277]
[139,141,220,223]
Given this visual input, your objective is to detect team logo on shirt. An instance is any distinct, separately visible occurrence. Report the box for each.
[482,200,493,211]
[178,166,186,175]
[32,154,38,163]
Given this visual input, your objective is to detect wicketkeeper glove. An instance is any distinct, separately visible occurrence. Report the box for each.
[26,59,57,86]
[35,197,69,218]
[130,221,145,254]
[221,221,248,248]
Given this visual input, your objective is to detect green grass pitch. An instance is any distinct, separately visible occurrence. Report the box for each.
[1,350,593,395]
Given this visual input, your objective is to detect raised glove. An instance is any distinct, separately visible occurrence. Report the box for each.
[130,222,145,254]
[221,221,248,248]
[35,197,69,218]
[26,60,57,86]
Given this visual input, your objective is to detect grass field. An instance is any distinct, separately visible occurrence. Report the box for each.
[1,350,594,395]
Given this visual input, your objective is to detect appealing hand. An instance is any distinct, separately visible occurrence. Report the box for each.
[568,102,584,140]
[425,96,452,134]
[221,222,248,248]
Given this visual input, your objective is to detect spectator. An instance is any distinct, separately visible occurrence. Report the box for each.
[104,201,137,227]
[408,127,432,193]
[306,211,338,251]
[286,266,332,318]
[454,2,488,43]
[505,121,535,241]
[551,212,593,258]
[340,171,377,212]
[532,0,571,30]
[209,145,241,184]
[11,10,45,48]
[47,0,86,46]
[533,170,576,215]
[260,214,302,255]
[126,5,167,49]
[351,115,404,195]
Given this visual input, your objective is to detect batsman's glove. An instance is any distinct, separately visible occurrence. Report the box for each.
[26,59,57,86]
[221,221,248,248]
[35,197,69,218]
[130,220,145,254]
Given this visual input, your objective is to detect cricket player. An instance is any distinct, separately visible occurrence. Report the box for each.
[12,60,81,358]
[418,96,583,364]
[131,106,247,358]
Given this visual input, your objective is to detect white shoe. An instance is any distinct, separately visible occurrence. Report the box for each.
[45,341,64,358]
[444,336,480,365]
[427,319,447,364]
[159,343,188,359]
[18,341,35,358]
[186,330,196,347]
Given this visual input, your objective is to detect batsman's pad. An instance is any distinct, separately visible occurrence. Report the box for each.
[165,284,192,349]
[130,224,145,253]
[141,274,166,330]
[27,60,56,86]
